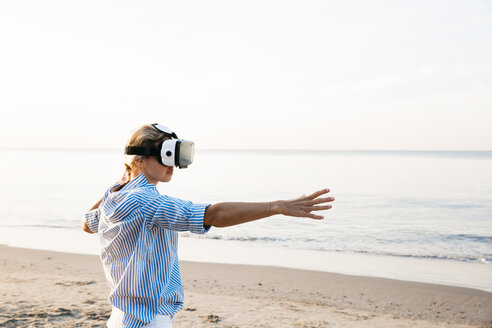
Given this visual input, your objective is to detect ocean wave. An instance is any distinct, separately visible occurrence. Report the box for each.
[185,231,492,245]
[3,223,490,264]
[444,233,492,243]
[181,233,492,264]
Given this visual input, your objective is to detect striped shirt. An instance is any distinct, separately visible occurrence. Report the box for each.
[84,173,210,328]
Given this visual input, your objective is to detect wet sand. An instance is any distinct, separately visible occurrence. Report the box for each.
[1,245,491,327]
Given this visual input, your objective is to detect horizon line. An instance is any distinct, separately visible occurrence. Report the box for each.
[1,146,491,152]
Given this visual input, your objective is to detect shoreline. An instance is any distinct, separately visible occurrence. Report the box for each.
[1,245,491,327]
[1,225,492,293]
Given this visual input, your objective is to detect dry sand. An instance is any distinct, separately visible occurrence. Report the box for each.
[0,245,491,327]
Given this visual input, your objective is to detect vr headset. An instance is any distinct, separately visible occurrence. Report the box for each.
[125,123,194,169]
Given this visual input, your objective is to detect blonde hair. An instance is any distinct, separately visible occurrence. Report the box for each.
[123,124,170,181]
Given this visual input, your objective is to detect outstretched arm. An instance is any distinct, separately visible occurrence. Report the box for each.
[203,189,334,228]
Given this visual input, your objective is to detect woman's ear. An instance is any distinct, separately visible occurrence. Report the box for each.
[135,157,146,169]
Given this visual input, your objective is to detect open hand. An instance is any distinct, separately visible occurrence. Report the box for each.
[277,189,334,220]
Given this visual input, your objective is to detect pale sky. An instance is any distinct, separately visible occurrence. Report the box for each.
[0,0,491,150]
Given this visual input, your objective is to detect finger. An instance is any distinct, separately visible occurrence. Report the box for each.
[307,205,333,211]
[306,212,325,220]
[306,188,330,200]
[300,204,332,212]
[305,197,335,206]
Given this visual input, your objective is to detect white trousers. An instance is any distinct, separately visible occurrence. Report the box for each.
[107,307,174,328]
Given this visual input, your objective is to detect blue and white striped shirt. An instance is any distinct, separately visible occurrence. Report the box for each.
[84,173,210,327]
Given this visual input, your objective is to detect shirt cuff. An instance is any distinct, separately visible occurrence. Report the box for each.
[188,204,211,234]
[84,209,100,233]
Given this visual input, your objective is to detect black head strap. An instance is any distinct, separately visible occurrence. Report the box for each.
[125,146,160,157]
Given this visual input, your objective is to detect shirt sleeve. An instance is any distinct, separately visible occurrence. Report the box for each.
[150,195,211,234]
[84,209,100,233]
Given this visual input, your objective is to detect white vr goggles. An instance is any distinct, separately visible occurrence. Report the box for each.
[125,123,194,169]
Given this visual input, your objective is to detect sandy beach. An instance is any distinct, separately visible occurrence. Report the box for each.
[1,245,491,328]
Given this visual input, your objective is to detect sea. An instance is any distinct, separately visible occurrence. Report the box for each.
[1,148,491,292]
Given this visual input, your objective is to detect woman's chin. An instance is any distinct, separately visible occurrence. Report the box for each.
[161,176,172,183]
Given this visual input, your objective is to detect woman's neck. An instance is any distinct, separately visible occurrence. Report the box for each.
[130,171,158,186]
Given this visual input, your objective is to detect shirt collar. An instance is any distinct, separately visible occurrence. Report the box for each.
[121,173,152,191]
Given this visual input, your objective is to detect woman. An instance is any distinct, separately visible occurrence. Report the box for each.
[83,124,334,328]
